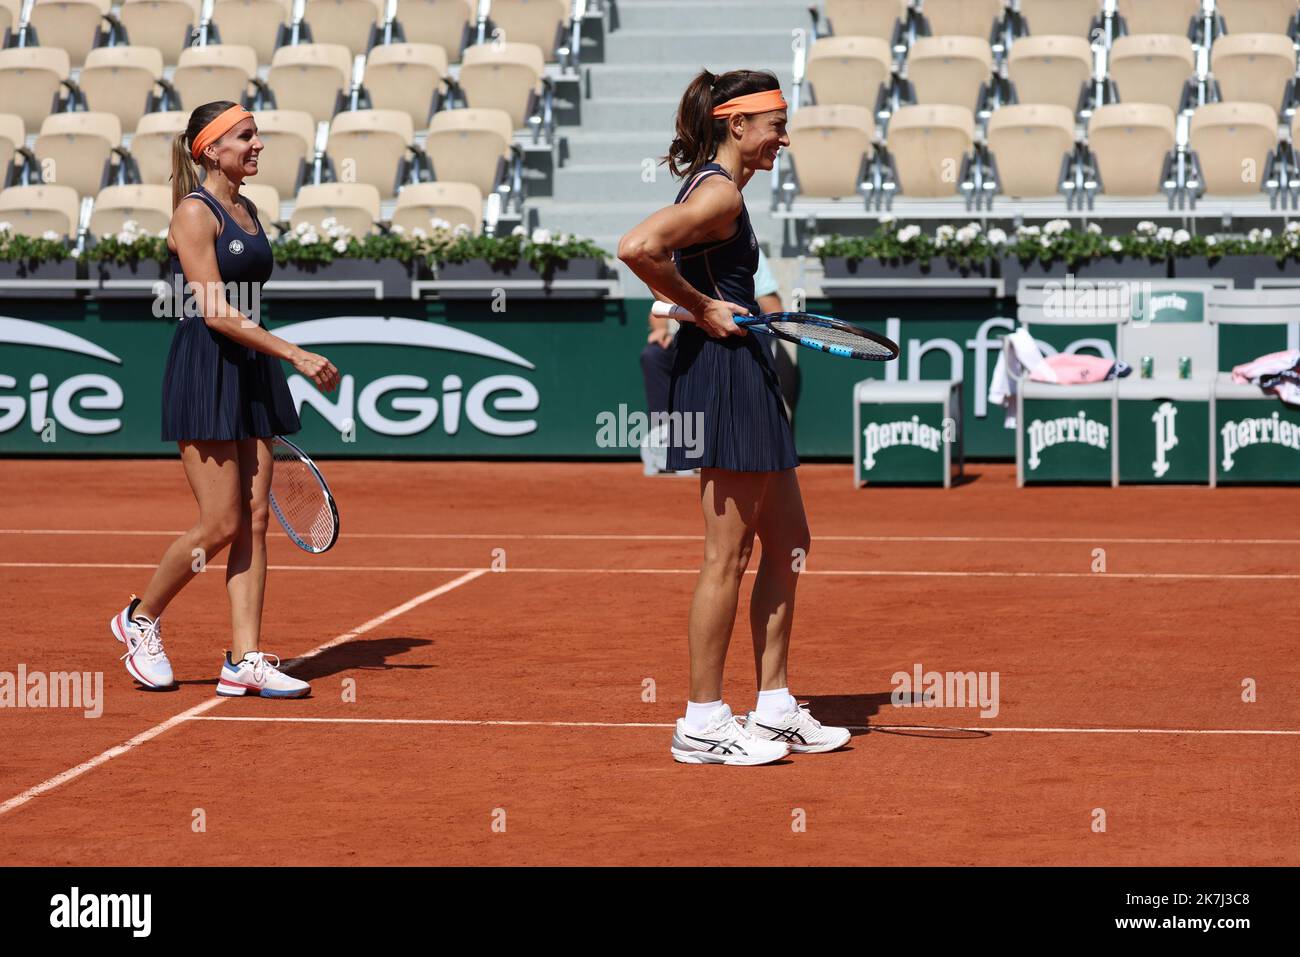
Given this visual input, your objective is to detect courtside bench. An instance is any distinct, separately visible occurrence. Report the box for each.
[853,379,963,487]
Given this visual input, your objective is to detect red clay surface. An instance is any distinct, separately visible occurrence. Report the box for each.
[0,460,1297,865]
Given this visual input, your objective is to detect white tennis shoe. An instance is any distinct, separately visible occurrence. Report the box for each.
[109,596,174,689]
[670,703,789,766]
[216,651,310,699]
[744,703,851,753]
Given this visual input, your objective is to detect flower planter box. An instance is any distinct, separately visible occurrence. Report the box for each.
[431,258,615,299]
[1172,254,1293,283]
[1002,256,1173,284]
[821,256,995,281]
[268,258,423,299]
[92,259,173,298]
[0,258,85,298]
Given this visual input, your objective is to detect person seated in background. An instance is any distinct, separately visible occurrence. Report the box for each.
[639,248,799,475]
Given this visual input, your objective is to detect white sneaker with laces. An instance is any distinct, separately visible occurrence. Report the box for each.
[216,651,310,699]
[745,704,851,753]
[109,596,174,689]
[670,704,789,766]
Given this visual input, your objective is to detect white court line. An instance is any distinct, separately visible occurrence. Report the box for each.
[2,528,1299,546]
[187,716,1300,736]
[0,569,487,819]
[3,561,1300,581]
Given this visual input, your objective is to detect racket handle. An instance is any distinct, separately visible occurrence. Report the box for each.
[651,300,696,323]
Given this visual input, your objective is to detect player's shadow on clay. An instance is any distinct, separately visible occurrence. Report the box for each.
[802,692,990,740]
[289,636,435,682]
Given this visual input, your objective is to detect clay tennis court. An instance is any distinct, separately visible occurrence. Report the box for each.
[0,459,1296,866]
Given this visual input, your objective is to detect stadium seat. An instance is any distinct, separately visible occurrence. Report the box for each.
[1108,34,1196,113]
[304,0,383,59]
[30,0,111,69]
[0,0,15,37]
[1211,33,1296,110]
[325,109,413,200]
[919,0,1004,38]
[212,0,291,67]
[240,182,282,234]
[364,42,449,130]
[822,0,908,41]
[1115,0,1202,36]
[0,47,70,132]
[1190,101,1278,194]
[267,44,353,124]
[246,109,315,197]
[885,103,974,196]
[426,108,513,197]
[805,36,892,109]
[118,0,200,67]
[0,112,19,174]
[906,36,994,113]
[0,183,81,237]
[78,46,165,135]
[1215,0,1298,35]
[1007,34,1093,111]
[1018,0,1103,36]
[786,103,875,199]
[130,111,187,185]
[486,0,569,61]
[89,183,172,235]
[172,45,259,111]
[457,42,544,129]
[392,181,483,233]
[1088,102,1176,194]
[33,112,122,199]
[987,103,1076,196]
[290,181,381,235]
[395,0,475,62]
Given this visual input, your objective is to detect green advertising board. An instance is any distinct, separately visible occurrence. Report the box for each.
[1215,399,1300,484]
[1020,398,1115,484]
[854,400,951,485]
[1118,399,1211,484]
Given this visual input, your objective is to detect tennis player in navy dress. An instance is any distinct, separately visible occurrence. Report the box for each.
[108,101,339,699]
[619,70,851,764]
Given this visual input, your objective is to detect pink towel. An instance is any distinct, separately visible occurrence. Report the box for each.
[1030,353,1114,384]
[1232,350,1300,384]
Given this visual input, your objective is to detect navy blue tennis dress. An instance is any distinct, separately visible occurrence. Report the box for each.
[665,163,798,472]
[160,185,300,442]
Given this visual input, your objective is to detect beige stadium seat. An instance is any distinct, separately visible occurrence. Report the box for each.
[1217,0,1299,35]
[1088,102,1176,194]
[304,0,383,59]
[1115,0,1201,36]
[458,42,543,129]
[0,0,15,37]
[118,0,200,67]
[0,114,23,183]
[240,182,282,234]
[34,112,122,199]
[396,0,475,61]
[987,103,1075,196]
[486,0,568,60]
[806,36,892,110]
[129,111,187,185]
[90,183,172,235]
[325,109,413,200]
[426,107,512,197]
[79,46,165,135]
[267,43,352,124]
[247,109,315,197]
[823,0,909,41]
[1211,33,1296,111]
[392,180,482,232]
[364,42,448,129]
[1008,34,1093,111]
[0,47,71,131]
[290,182,381,235]
[1019,0,1103,36]
[1109,34,1196,113]
[884,103,974,196]
[786,103,875,198]
[920,0,1004,38]
[30,0,111,68]
[1190,101,1279,193]
[0,184,81,236]
[906,36,994,113]
[172,45,259,111]
[212,0,291,67]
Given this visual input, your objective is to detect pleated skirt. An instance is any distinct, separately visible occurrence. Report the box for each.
[160,317,301,442]
[665,325,799,472]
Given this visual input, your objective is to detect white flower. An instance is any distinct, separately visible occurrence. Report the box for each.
[808,236,827,252]
[321,216,338,230]
[878,213,896,226]
[302,230,320,245]
[1109,238,1123,253]
[1206,235,1217,246]
[531,227,552,245]
[1287,221,1300,234]
[987,227,1007,245]
[1155,227,1173,242]
[1040,236,1052,249]
[1248,228,1262,243]
[294,221,311,236]
[391,224,406,235]
[956,224,980,246]
[1087,223,1102,235]
[1136,221,1157,235]
[1173,229,1190,245]
[936,224,956,241]
[325,225,341,240]
[42,229,60,241]
[1044,219,1070,236]
[511,225,527,237]
[0,221,11,233]
[430,217,452,231]
[157,228,167,238]
[453,222,471,237]
[117,232,136,245]
[557,232,570,245]
[897,225,922,243]
[333,238,348,253]
[1261,227,1273,241]
[412,227,427,239]
[1017,224,1041,237]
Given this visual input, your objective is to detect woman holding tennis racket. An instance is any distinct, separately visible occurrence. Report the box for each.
[108,100,339,698]
[618,70,853,765]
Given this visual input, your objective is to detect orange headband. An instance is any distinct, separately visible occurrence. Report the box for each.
[190,105,253,161]
[711,89,787,118]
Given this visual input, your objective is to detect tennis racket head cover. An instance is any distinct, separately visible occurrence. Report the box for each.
[268,435,339,554]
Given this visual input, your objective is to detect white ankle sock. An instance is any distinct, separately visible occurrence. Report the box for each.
[755,687,796,718]
[684,699,725,732]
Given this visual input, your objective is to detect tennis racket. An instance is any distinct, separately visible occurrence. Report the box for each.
[652,301,899,361]
[269,435,339,554]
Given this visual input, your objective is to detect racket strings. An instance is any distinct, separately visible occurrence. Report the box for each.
[271,444,334,551]
[767,318,896,360]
